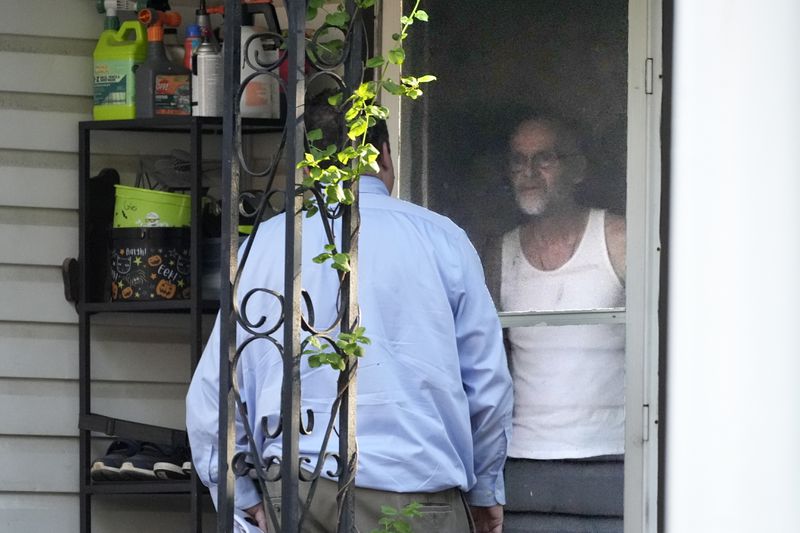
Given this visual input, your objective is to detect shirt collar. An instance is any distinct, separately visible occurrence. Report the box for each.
[359,175,389,196]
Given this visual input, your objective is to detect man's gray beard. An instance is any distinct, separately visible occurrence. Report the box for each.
[515,194,547,216]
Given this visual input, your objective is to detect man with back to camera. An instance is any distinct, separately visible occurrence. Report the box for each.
[499,115,626,529]
[186,94,513,533]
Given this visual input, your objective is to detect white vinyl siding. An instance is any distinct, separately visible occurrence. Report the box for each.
[0,0,214,530]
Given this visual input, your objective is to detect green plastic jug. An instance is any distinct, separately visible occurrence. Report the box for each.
[93,20,147,120]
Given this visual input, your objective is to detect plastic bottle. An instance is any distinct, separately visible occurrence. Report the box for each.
[239,2,281,118]
[135,11,192,117]
[163,27,185,66]
[93,20,147,120]
[240,5,281,118]
[183,24,202,71]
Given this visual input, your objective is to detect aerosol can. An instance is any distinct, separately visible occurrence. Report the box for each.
[192,37,223,116]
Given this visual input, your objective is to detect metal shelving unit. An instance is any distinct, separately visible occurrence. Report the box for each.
[76,116,283,533]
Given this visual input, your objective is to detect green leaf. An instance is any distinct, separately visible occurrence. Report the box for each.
[356,0,375,7]
[366,105,389,120]
[312,252,330,264]
[413,10,429,21]
[334,183,347,202]
[362,142,380,162]
[309,336,322,348]
[307,128,323,142]
[401,501,423,517]
[342,188,355,204]
[383,79,403,96]
[387,47,406,65]
[417,74,437,83]
[308,355,322,368]
[325,10,350,29]
[400,15,412,25]
[309,0,324,8]
[394,521,411,533]
[366,56,386,69]
[324,244,336,252]
[305,205,318,218]
[381,505,398,516]
[306,6,318,20]
[348,118,368,140]
[345,105,360,121]
[332,253,351,272]
[355,81,377,100]
[321,143,337,158]
[327,92,344,106]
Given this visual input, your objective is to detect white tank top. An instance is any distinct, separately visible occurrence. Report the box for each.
[501,208,625,459]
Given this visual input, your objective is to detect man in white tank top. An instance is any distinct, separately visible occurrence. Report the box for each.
[501,116,626,530]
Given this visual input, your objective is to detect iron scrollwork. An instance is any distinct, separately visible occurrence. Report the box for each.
[219,1,367,531]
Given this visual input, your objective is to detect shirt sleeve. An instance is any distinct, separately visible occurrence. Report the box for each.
[452,234,514,507]
[185,314,262,511]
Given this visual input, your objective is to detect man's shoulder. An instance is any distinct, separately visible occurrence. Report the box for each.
[367,194,469,240]
[603,210,626,238]
[601,209,626,281]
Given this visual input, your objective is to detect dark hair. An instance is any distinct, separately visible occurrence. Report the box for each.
[304,89,390,162]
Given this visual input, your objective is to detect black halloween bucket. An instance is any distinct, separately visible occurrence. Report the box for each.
[109,227,191,301]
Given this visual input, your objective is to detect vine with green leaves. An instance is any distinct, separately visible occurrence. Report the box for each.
[370,502,424,533]
[297,0,435,372]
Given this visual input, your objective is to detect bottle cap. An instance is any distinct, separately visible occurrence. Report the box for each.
[186,24,202,38]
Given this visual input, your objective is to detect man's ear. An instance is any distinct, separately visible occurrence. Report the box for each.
[378,141,392,172]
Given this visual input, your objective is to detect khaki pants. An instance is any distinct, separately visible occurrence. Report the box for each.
[264,475,474,533]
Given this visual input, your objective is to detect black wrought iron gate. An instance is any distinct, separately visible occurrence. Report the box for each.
[216,1,365,531]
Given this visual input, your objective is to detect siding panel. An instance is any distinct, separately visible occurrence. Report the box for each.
[0,110,195,154]
[0,0,100,39]
[0,166,79,210]
[0,52,92,96]
[0,321,196,383]
[0,488,217,533]
[0,436,76,492]
[0,265,77,324]
[0,222,77,267]
[0,379,189,437]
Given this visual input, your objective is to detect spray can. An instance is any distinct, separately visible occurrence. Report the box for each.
[195,1,221,46]
[192,38,223,117]
[135,9,192,117]
[93,20,147,120]
[183,24,202,71]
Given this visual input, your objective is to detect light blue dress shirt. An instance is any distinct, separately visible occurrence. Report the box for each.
[186,176,513,510]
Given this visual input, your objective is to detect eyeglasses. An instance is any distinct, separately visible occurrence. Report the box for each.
[508,150,580,173]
